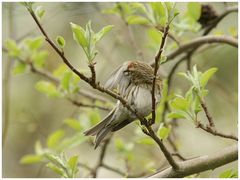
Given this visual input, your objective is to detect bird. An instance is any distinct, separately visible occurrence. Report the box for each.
[84,61,162,149]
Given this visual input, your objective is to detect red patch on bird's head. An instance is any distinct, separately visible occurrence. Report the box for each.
[127,62,136,70]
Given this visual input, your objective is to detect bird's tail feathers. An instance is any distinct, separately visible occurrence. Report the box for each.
[94,126,112,149]
[83,108,115,136]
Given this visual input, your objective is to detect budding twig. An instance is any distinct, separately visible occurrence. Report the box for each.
[151,25,170,125]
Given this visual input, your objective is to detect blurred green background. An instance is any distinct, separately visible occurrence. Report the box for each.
[2,2,238,178]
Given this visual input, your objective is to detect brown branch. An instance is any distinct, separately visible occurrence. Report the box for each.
[93,137,111,177]
[155,25,180,46]
[199,99,215,128]
[166,35,238,62]
[149,144,238,178]
[203,6,238,35]
[101,163,126,177]
[151,25,169,125]
[68,98,111,111]
[145,126,179,169]
[196,123,238,141]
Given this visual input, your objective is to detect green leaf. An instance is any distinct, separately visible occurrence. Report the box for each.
[187,2,201,21]
[25,37,44,50]
[46,162,66,177]
[20,154,42,164]
[68,155,79,177]
[150,2,168,26]
[35,81,61,98]
[32,50,48,68]
[158,125,171,140]
[64,118,82,131]
[5,39,21,57]
[56,36,65,48]
[55,133,87,152]
[70,22,88,47]
[170,97,189,111]
[35,6,45,19]
[94,25,114,43]
[219,169,238,178]
[61,72,72,91]
[160,55,167,64]
[126,15,149,25]
[68,155,78,170]
[89,110,101,125]
[200,67,218,88]
[53,64,69,79]
[167,112,185,119]
[137,137,155,145]
[147,28,162,44]
[47,130,65,148]
[34,140,43,155]
[12,62,27,75]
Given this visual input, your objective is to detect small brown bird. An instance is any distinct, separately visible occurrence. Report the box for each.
[84,61,162,148]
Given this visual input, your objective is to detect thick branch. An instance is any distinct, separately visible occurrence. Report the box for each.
[149,144,238,178]
[166,35,237,61]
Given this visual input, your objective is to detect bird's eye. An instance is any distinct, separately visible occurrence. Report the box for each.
[123,70,129,76]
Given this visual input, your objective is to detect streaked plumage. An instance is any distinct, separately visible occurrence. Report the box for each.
[84,61,162,148]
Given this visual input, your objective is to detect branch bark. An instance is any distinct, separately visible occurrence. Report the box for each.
[166,35,238,62]
[149,144,238,178]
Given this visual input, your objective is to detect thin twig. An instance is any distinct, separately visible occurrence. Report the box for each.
[68,98,111,111]
[151,25,169,125]
[199,99,215,128]
[196,122,238,141]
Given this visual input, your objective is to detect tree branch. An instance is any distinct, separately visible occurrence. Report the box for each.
[196,123,238,141]
[165,35,237,62]
[203,6,238,35]
[149,144,238,178]
[151,25,169,125]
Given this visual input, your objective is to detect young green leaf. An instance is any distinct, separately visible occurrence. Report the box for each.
[46,162,67,177]
[126,15,149,25]
[61,72,72,91]
[137,137,155,145]
[94,25,114,43]
[89,110,101,125]
[25,37,44,51]
[56,36,65,48]
[34,140,43,155]
[31,50,48,68]
[200,67,218,87]
[70,22,88,47]
[20,154,42,164]
[35,6,45,19]
[219,169,238,178]
[64,118,82,131]
[47,129,65,148]
[5,39,21,57]
[187,2,201,21]
[158,125,171,140]
[12,62,27,75]
[68,155,79,177]
[170,97,189,111]
[35,81,61,98]
[167,112,186,119]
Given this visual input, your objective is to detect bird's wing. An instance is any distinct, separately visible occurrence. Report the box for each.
[104,63,131,96]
